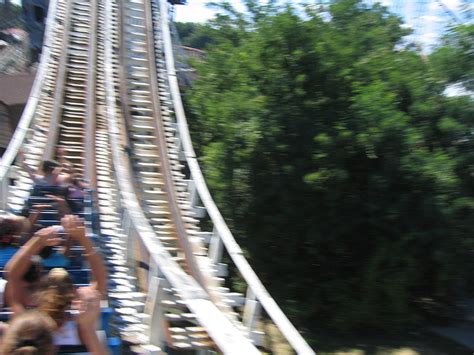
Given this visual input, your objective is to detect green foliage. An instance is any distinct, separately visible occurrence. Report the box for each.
[431,24,474,90]
[184,0,474,333]
[175,22,215,49]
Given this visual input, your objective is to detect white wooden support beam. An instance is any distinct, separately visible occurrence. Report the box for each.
[187,179,198,207]
[208,227,223,265]
[122,211,132,237]
[145,276,167,349]
[0,167,9,211]
[126,228,137,267]
[148,255,160,290]
[171,124,186,161]
[243,288,261,339]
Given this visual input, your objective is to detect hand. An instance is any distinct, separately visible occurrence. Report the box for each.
[45,194,64,203]
[61,215,85,241]
[45,194,67,209]
[34,226,62,246]
[31,204,52,211]
[52,166,63,176]
[73,286,101,326]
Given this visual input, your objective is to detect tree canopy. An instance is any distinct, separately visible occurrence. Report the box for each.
[182,0,474,334]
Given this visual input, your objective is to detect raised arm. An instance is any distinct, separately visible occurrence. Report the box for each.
[5,226,62,314]
[56,147,77,175]
[17,149,37,180]
[61,215,107,297]
[76,287,109,355]
[26,204,53,232]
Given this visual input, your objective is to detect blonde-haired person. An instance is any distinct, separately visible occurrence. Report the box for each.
[0,310,55,354]
[0,291,106,354]
[5,216,108,353]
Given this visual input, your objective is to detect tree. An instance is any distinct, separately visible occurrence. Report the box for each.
[430,24,474,90]
[184,0,474,332]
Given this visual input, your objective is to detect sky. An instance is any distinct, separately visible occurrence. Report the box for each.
[7,0,472,49]
[174,0,472,49]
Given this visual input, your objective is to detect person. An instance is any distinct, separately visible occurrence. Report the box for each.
[67,174,87,200]
[0,310,56,354]
[66,174,88,213]
[37,269,107,354]
[1,260,42,312]
[17,150,69,187]
[55,147,76,176]
[0,292,107,354]
[4,216,108,354]
[0,216,28,247]
[0,204,50,247]
[5,215,107,313]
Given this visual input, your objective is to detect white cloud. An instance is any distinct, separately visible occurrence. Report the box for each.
[380,0,394,7]
[175,0,248,23]
[428,2,441,12]
[416,31,440,48]
[174,0,218,23]
[420,15,443,23]
[439,0,461,11]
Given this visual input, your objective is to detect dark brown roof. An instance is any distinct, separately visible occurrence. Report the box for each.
[0,72,37,106]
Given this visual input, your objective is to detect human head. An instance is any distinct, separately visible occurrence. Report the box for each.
[0,216,24,247]
[41,160,60,175]
[0,310,55,354]
[37,268,75,328]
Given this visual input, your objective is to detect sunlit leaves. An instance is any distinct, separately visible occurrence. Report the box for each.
[183,0,474,333]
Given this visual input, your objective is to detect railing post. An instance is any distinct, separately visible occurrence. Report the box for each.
[148,255,159,291]
[187,179,198,207]
[0,167,9,212]
[243,287,261,340]
[123,213,136,267]
[122,210,131,237]
[145,276,167,351]
[208,226,223,265]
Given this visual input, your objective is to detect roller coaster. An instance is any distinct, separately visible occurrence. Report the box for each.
[0,0,314,353]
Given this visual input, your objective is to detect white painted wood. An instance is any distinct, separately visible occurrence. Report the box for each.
[103,4,260,352]
[208,228,223,265]
[146,277,166,348]
[0,0,63,205]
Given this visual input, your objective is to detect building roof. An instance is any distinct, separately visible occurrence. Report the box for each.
[0,72,36,106]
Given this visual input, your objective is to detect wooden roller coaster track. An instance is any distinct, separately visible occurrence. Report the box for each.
[0,0,314,353]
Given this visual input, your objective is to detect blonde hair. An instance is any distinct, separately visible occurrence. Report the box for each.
[37,268,75,329]
[1,311,55,354]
